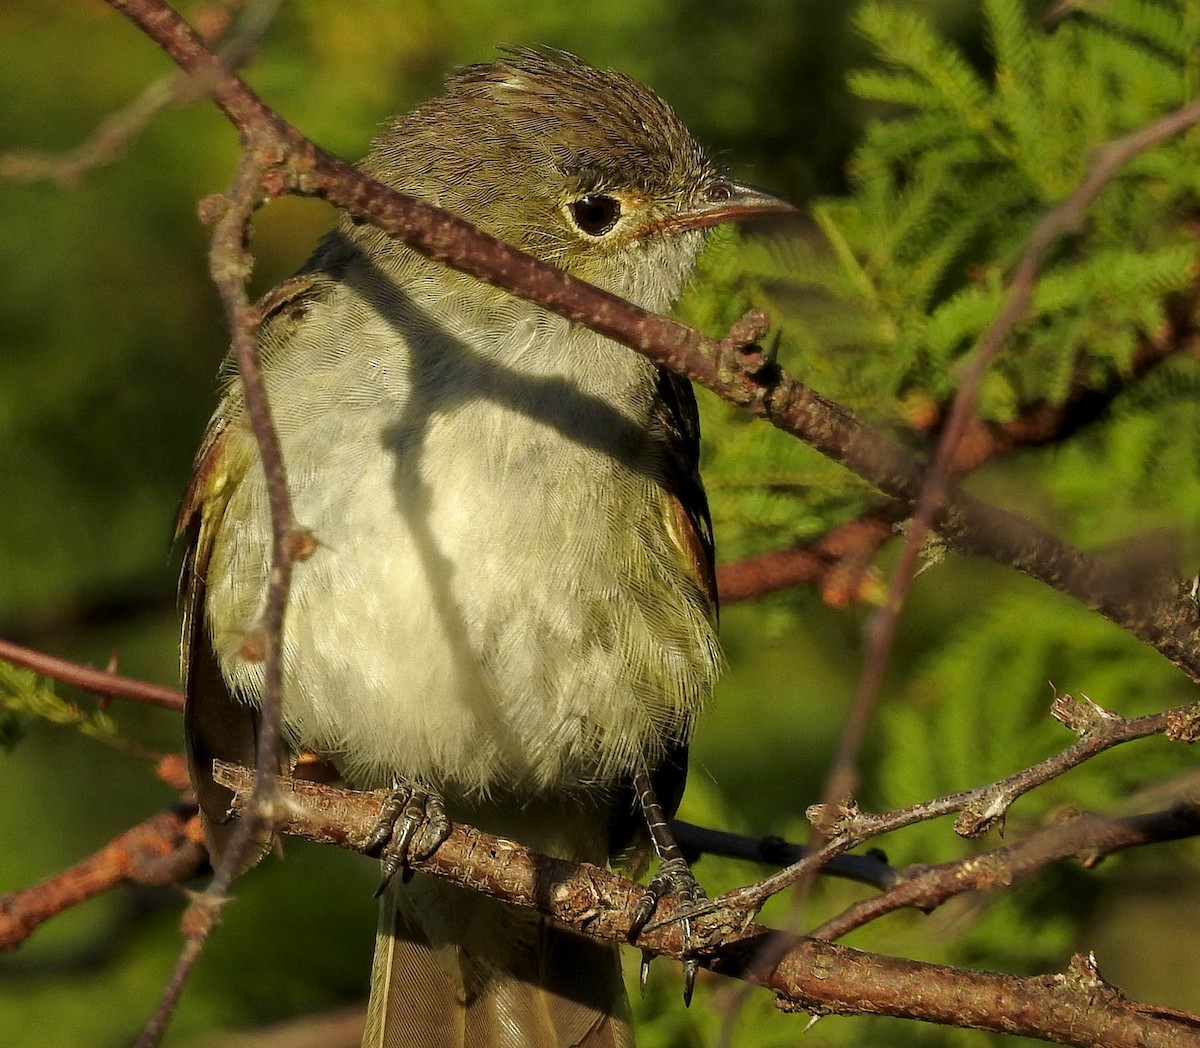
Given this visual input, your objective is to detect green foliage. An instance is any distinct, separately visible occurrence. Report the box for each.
[677,232,884,563]
[741,0,1200,413]
[0,660,122,750]
[682,0,1200,623]
[879,586,1195,850]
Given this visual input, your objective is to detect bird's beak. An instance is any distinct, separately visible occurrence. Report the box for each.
[654,179,797,235]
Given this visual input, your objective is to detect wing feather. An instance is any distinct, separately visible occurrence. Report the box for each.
[651,366,718,620]
[177,271,330,864]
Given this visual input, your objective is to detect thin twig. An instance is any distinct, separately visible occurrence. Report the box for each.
[0,636,184,711]
[135,147,311,1048]
[810,795,1200,942]
[0,0,284,186]
[668,692,1197,924]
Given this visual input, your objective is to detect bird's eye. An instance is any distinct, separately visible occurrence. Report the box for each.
[705,179,733,203]
[569,194,621,236]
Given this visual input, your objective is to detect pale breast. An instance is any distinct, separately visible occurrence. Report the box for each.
[205,290,719,794]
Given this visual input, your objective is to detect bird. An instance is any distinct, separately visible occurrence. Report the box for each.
[178,47,791,1048]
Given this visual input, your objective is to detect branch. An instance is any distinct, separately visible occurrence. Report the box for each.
[716,315,1197,607]
[811,787,1200,941]
[0,636,185,712]
[0,0,284,186]
[135,146,316,1048]
[683,692,1199,919]
[716,513,893,606]
[100,0,1200,685]
[215,764,1200,1048]
[0,806,203,951]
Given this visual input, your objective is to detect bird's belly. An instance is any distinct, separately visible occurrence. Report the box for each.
[208,403,717,795]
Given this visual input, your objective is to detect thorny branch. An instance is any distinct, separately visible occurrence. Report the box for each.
[214,764,1200,1048]
[809,773,1200,942]
[667,691,1200,926]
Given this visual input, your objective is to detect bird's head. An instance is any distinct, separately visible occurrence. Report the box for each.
[359,48,792,312]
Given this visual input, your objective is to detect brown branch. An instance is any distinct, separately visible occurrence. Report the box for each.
[949,690,1200,836]
[215,764,1200,1048]
[0,806,203,951]
[0,777,886,954]
[717,316,1196,607]
[756,214,1200,1014]
[810,793,1200,942]
[206,151,301,825]
[0,636,185,712]
[716,514,893,606]
[0,0,283,187]
[99,0,1200,686]
[679,692,1198,922]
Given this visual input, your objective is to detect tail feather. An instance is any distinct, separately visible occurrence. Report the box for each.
[363,880,632,1048]
[365,901,466,1048]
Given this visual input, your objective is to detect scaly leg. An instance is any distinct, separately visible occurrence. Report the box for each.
[628,762,706,1004]
[364,778,451,894]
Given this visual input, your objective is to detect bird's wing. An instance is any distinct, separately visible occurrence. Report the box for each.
[651,365,718,622]
[610,367,716,860]
[176,271,329,865]
[177,408,271,865]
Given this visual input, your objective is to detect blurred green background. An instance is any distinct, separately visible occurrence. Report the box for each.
[2,2,1198,1046]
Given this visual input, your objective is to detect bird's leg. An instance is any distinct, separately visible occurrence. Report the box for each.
[628,763,706,1005]
[365,778,451,895]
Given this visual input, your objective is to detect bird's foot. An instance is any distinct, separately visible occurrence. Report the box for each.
[365,779,450,895]
[630,854,709,1005]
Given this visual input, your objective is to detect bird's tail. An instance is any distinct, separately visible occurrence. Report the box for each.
[363,877,633,1048]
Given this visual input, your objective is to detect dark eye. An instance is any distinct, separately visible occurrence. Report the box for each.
[570,194,621,236]
[705,179,733,203]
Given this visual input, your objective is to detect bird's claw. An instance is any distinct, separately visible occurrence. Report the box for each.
[629,855,708,1005]
[365,779,450,895]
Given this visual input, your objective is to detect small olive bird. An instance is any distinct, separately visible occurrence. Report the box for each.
[179,49,791,1048]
